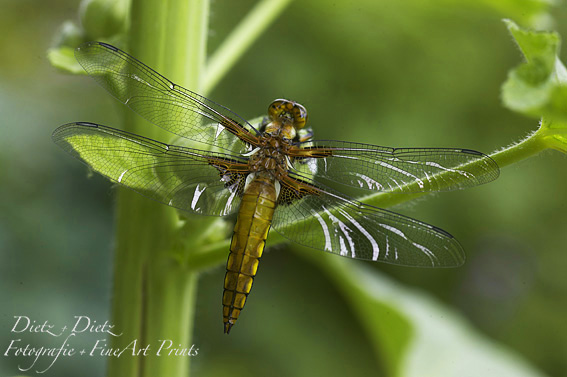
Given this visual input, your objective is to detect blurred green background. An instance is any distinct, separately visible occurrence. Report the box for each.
[1,0,566,376]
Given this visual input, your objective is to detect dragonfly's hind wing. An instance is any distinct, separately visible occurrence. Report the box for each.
[272,176,464,267]
[53,122,249,216]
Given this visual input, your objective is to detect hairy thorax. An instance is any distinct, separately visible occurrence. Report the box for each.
[248,133,292,180]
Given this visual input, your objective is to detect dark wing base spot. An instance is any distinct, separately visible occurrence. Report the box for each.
[210,160,248,196]
[278,176,322,205]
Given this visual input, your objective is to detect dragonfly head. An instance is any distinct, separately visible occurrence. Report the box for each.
[266,99,308,140]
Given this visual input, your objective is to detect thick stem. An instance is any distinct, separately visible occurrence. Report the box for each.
[107,1,209,377]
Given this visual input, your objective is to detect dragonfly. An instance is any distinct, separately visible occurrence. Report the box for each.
[53,42,499,334]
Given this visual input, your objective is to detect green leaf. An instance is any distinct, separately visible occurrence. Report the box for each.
[502,19,567,122]
[307,252,548,377]
[501,20,567,153]
[47,20,87,74]
[47,46,86,74]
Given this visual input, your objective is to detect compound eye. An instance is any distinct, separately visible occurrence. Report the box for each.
[268,99,308,130]
[268,99,288,120]
[292,103,308,130]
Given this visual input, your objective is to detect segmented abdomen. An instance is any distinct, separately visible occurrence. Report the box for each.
[223,175,277,334]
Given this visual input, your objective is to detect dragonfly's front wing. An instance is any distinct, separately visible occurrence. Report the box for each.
[271,182,465,267]
[289,140,500,195]
[75,42,260,154]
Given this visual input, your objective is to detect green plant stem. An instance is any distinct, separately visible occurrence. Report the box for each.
[490,129,548,166]
[108,1,209,377]
[202,0,294,95]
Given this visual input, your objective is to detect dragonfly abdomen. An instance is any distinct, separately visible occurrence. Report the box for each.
[223,175,277,334]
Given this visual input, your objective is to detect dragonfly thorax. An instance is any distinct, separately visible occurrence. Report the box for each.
[248,134,292,179]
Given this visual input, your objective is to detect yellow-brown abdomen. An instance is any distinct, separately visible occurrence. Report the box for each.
[223,175,277,334]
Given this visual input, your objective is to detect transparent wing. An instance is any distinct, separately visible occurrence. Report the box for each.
[272,179,465,267]
[75,41,260,153]
[52,122,250,216]
[289,140,499,193]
